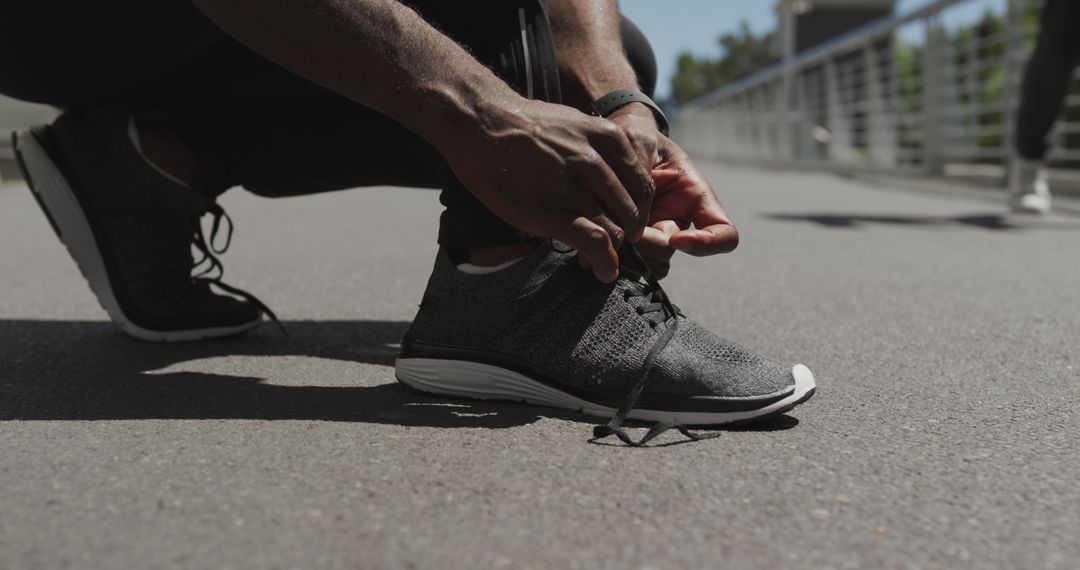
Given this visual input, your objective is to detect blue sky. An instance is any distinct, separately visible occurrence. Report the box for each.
[619,0,1004,100]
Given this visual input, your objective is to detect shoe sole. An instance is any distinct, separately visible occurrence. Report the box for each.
[12,129,262,342]
[1009,204,1050,216]
[395,358,816,425]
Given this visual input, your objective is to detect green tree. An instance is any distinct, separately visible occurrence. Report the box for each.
[670,21,777,106]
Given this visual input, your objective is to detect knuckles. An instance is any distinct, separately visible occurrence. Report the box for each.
[606,226,625,245]
[566,150,604,170]
[584,227,610,246]
[595,120,622,139]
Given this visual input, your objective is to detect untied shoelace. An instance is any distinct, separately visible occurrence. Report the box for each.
[192,204,286,335]
[590,244,721,447]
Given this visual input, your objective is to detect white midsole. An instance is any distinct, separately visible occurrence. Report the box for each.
[14,130,261,342]
[395,357,816,425]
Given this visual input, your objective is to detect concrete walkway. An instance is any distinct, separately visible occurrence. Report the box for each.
[2,163,1078,569]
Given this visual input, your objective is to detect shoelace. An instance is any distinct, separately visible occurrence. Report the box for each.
[192,204,286,335]
[591,244,721,447]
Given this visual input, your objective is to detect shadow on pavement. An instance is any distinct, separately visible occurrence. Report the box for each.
[0,319,547,428]
[763,212,1080,231]
[0,319,798,436]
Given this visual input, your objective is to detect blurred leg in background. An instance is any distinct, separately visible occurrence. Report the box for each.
[1010,0,1080,215]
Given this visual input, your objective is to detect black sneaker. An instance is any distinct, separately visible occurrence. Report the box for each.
[396,241,816,445]
[13,107,275,341]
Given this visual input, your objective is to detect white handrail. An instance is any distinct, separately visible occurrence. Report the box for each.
[680,0,973,112]
[672,0,1080,179]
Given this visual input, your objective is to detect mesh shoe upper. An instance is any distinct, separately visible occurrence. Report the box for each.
[405,241,794,401]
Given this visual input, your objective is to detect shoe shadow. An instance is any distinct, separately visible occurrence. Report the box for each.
[0,319,801,436]
[0,319,549,429]
[587,415,801,448]
[763,211,1080,231]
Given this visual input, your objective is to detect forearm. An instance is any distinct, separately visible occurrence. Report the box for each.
[548,0,641,110]
[190,0,522,150]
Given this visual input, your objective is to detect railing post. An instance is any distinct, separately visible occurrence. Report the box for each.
[922,17,946,175]
[824,57,854,165]
[865,42,898,169]
[751,89,767,159]
[965,21,979,159]
[780,0,798,161]
[1002,0,1022,179]
[939,24,962,161]
[794,72,810,163]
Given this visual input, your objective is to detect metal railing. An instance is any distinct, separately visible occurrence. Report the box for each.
[672,0,1080,177]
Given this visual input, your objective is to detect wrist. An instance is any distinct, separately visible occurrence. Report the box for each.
[592,90,669,136]
[608,103,660,129]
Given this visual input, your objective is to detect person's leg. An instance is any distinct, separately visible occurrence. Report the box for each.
[431,0,561,251]
[0,1,446,195]
[1,0,564,337]
[1015,0,1080,161]
[0,3,223,105]
[1,0,654,199]
[169,3,655,260]
[143,12,655,202]
[3,0,658,335]
[135,0,562,249]
[1009,0,1080,214]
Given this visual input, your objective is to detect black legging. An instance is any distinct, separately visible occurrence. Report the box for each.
[1015,0,1080,161]
[0,1,657,249]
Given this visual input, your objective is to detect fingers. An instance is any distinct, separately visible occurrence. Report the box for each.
[573,156,641,244]
[555,214,619,283]
[677,188,739,255]
[669,224,740,256]
[636,221,680,279]
[588,121,654,240]
[650,157,740,256]
[635,220,679,261]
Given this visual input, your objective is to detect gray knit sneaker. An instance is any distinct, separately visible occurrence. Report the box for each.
[13,107,275,341]
[396,241,816,444]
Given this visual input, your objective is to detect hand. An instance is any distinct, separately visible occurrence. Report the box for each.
[608,105,739,277]
[631,219,683,279]
[441,97,655,283]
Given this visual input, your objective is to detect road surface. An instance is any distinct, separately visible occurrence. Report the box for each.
[2,162,1078,569]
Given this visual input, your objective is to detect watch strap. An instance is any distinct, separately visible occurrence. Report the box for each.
[590,89,669,136]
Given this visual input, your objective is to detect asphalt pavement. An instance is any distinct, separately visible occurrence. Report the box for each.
[1,162,1078,569]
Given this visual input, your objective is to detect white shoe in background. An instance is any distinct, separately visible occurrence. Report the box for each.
[1008,157,1051,215]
